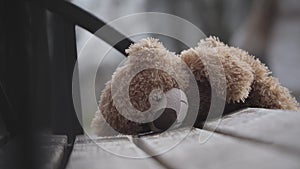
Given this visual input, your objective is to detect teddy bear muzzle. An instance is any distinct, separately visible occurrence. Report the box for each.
[149,88,188,133]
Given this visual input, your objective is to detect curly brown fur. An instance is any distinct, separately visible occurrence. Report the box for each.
[91,38,189,135]
[181,36,299,124]
[92,37,299,136]
[201,36,299,110]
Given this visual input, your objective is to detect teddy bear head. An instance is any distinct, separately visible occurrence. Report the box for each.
[91,38,191,135]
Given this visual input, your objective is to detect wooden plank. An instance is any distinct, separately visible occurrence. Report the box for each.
[0,135,67,169]
[206,108,300,153]
[0,116,8,147]
[139,128,300,169]
[66,135,164,169]
[39,135,68,169]
[0,139,16,169]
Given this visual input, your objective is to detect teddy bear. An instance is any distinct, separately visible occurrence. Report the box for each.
[91,37,299,136]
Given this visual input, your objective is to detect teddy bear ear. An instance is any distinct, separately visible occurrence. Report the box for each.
[125,38,167,56]
[197,36,225,48]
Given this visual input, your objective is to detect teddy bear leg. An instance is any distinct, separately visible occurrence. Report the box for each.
[199,36,299,110]
[234,49,300,110]
[247,74,299,110]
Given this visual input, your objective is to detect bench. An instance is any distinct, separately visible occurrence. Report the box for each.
[66,108,300,169]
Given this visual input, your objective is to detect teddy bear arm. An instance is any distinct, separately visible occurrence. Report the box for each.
[92,82,147,136]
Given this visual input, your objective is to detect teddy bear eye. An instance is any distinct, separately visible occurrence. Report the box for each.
[149,89,164,102]
[153,94,162,102]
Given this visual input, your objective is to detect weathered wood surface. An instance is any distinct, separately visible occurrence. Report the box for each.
[0,135,67,169]
[206,108,300,153]
[0,139,13,168]
[40,135,67,169]
[139,127,300,169]
[66,135,164,169]
[66,108,300,169]
[0,121,8,146]
[0,135,5,146]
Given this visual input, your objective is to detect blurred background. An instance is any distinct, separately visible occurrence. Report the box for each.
[73,0,300,100]
[71,0,300,133]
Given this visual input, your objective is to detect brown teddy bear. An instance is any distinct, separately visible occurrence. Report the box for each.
[91,37,299,136]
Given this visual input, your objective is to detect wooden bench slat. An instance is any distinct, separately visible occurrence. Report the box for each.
[139,128,300,169]
[40,135,67,169]
[66,135,164,169]
[0,135,67,169]
[206,108,300,153]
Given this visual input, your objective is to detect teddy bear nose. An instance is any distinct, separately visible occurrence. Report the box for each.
[151,108,177,132]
